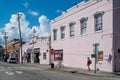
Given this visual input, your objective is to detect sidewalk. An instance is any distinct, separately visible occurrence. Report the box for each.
[59,67,120,77]
[22,63,120,77]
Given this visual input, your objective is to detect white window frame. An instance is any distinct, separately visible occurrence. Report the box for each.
[53,29,57,41]
[60,26,65,39]
[69,22,75,37]
[80,17,88,35]
[94,11,104,32]
[43,52,47,60]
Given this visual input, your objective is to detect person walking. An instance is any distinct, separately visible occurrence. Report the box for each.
[87,57,92,71]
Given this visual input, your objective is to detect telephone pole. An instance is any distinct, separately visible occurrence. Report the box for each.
[93,43,99,73]
[2,32,8,54]
[15,12,23,63]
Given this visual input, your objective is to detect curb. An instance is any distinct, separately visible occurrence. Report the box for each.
[47,68,119,78]
[19,63,120,78]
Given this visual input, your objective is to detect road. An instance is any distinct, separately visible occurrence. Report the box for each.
[0,61,119,80]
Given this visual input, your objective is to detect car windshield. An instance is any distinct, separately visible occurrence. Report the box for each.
[10,58,16,60]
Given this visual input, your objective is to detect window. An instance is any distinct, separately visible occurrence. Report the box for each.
[60,26,65,39]
[94,11,104,32]
[80,17,88,35]
[54,49,63,61]
[43,52,46,60]
[53,29,57,41]
[69,22,75,37]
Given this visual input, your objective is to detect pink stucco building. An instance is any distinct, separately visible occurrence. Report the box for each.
[50,0,120,72]
[22,37,50,64]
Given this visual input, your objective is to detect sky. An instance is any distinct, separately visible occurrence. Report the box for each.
[0,0,88,45]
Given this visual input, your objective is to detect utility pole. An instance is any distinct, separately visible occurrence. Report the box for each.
[48,36,52,64]
[31,36,35,63]
[15,13,22,63]
[3,32,8,54]
[93,43,99,73]
[31,28,36,63]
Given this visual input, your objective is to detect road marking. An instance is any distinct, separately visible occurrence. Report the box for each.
[8,67,12,69]
[15,71,23,74]
[0,66,41,71]
[0,67,5,69]
[5,72,14,75]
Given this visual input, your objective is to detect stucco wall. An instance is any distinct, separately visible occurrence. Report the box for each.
[51,0,113,72]
[22,37,50,64]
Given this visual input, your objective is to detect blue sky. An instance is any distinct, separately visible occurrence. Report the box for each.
[0,0,87,44]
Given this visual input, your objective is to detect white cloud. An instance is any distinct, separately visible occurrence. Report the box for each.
[56,9,63,14]
[23,2,29,8]
[0,13,50,46]
[38,15,50,37]
[28,10,39,16]
[31,15,50,37]
[1,12,31,42]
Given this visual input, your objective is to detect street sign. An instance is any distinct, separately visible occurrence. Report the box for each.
[91,54,96,58]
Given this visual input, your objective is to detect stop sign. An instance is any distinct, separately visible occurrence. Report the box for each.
[50,48,55,55]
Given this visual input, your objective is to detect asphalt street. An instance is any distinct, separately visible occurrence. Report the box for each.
[0,61,119,80]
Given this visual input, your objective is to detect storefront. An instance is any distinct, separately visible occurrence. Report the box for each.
[34,48,40,63]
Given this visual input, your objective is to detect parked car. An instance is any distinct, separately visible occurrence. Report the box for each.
[7,58,17,63]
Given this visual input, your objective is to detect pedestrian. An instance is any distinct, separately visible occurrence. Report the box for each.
[108,54,112,64]
[87,57,92,71]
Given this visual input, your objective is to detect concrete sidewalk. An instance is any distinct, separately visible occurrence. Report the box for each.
[21,63,120,77]
[59,67,120,77]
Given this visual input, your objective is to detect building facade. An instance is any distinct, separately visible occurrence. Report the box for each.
[6,41,15,54]
[22,36,50,64]
[50,0,120,72]
[14,41,20,62]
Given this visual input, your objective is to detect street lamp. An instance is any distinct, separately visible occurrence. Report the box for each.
[14,13,23,63]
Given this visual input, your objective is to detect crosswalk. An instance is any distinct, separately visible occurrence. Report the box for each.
[0,66,42,75]
[5,71,15,75]
[4,71,23,75]
[0,67,23,75]
[0,66,41,71]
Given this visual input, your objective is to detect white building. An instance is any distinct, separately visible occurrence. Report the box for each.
[22,36,50,64]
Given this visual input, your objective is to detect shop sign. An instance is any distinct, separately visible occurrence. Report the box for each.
[98,51,103,61]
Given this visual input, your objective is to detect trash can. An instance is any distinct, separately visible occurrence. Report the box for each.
[51,63,54,69]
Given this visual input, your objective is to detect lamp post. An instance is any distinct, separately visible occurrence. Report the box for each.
[15,13,22,63]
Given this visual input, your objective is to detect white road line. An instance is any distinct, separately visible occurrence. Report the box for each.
[0,67,5,69]
[0,66,41,71]
[5,72,14,75]
[8,67,12,69]
[15,71,23,74]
